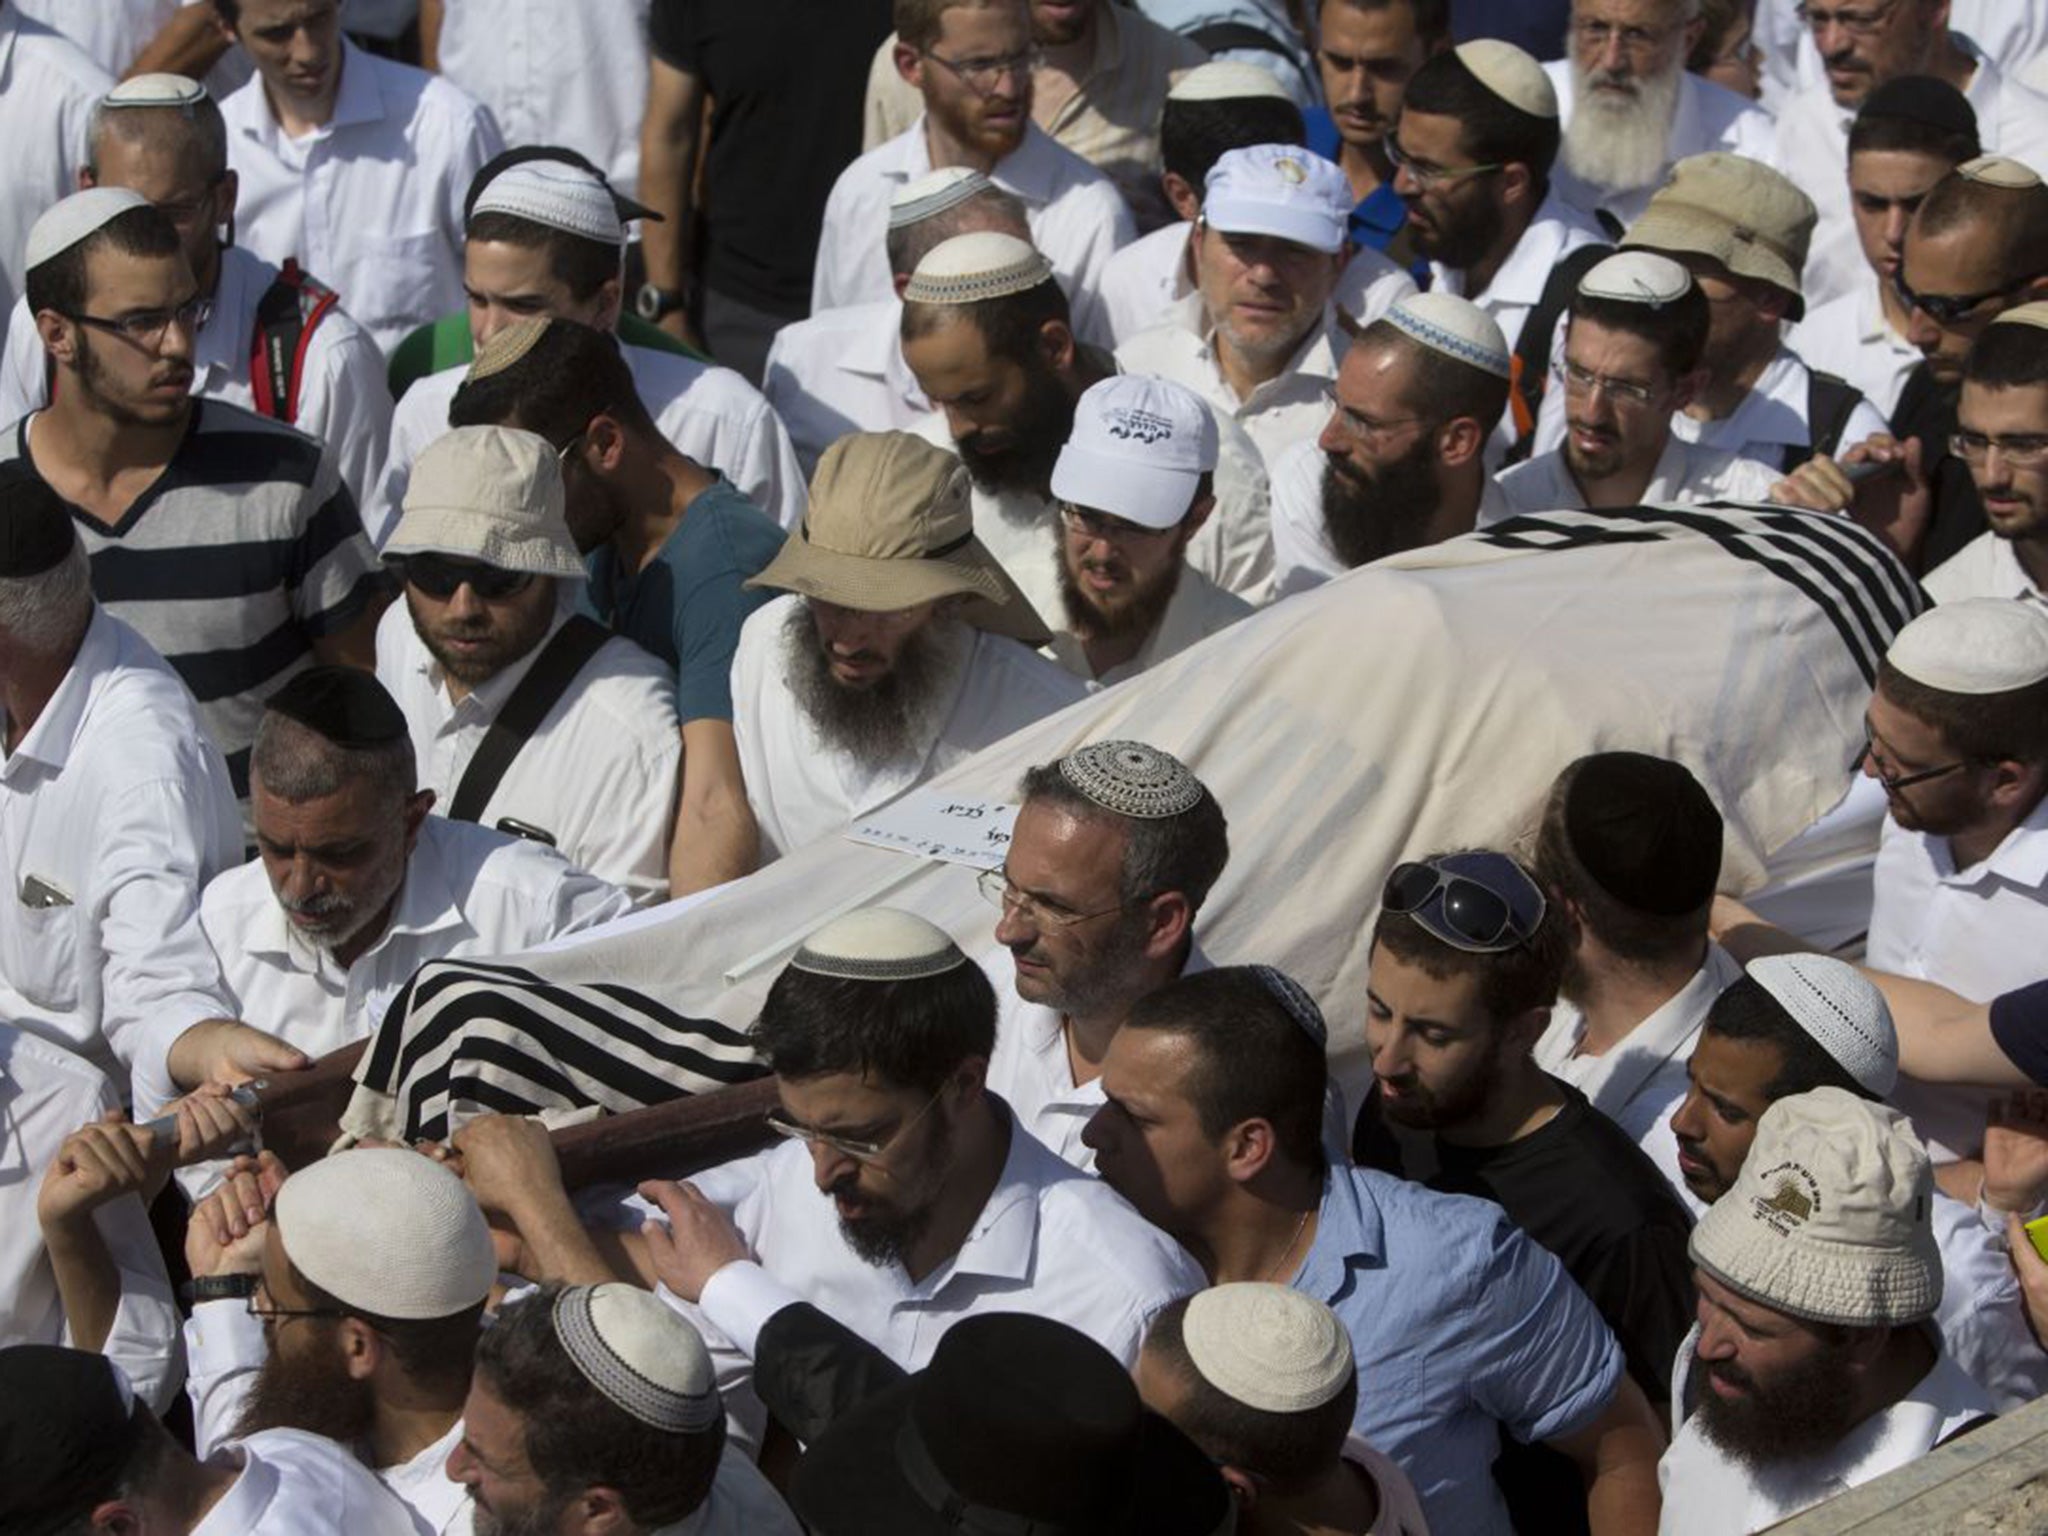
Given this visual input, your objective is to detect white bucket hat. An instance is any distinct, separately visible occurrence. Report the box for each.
[385,425,588,580]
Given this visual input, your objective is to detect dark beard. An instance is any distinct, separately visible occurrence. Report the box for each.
[783,605,955,760]
[1058,548,1184,641]
[1693,1342,1864,1468]
[1414,198,1506,273]
[956,368,1076,498]
[1322,439,1445,569]
[234,1331,377,1446]
[830,1112,953,1268]
[474,1492,576,1536]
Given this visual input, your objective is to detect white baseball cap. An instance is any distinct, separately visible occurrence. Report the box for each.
[1050,374,1218,530]
[1201,145,1351,255]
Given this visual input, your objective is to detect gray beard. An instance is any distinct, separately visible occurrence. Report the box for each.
[1562,61,1683,194]
[783,605,957,762]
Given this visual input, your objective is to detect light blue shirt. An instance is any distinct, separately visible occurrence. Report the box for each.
[1295,1165,1625,1536]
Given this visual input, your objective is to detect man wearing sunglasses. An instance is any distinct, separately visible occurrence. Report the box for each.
[1924,304,2048,604]
[1356,849,1694,1535]
[1862,598,2048,1164]
[814,0,1134,345]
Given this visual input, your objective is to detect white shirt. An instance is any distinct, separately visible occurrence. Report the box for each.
[1535,945,1744,1208]
[1777,40,2048,313]
[0,246,394,508]
[1786,280,1923,422]
[0,13,112,352]
[1115,294,1347,479]
[0,609,241,1108]
[1047,563,1252,688]
[1924,530,2048,606]
[199,814,634,1062]
[222,39,505,354]
[1269,436,1516,599]
[1761,5,2048,107]
[731,596,1086,861]
[1545,62,1780,231]
[1658,1331,1990,1536]
[1495,438,1784,516]
[1928,1190,2048,1413]
[1098,219,1416,349]
[1343,1433,1434,1536]
[987,993,1110,1170]
[1429,192,1609,359]
[761,299,931,479]
[196,1429,421,1536]
[813,118,1136,347]
[0,1024,180,1412]
[661,1103,1204,1423]
[377,597,681,907]
[374,343,806,545]
[432,0,650,195]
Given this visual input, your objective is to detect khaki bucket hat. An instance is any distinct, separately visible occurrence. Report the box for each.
[1623,153,1817,318]
[385,425,587,579]
[747,432,1051,645]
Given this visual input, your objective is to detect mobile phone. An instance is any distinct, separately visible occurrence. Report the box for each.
[2024,1213,2048,1265]
[495,817,557,848]
[19,874,72,909]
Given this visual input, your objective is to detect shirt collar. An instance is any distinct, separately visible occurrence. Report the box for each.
[329,39,387,130]
[3,607,114,779]
[417,596,575,718]
[896,115,1065,205]
[197,246,264,387]
[1449,192,1601,308]
[939,1098,1056,1284]
[1950,795,2048,890]
[1696,346,1811,451]
[1297,1165,1387,1300]
[191,1446,279,1535]
[0,12,18,80]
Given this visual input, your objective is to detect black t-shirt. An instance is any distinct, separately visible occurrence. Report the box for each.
[1890,363,1986,572]
[1991,979,2048,1085]
[650,0,895,315]
[1357,1079,1697,1536]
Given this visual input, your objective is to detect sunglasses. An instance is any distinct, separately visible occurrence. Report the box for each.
[1890,269,2034,327]
[400,554,536,601]
[1382,856,1546,954]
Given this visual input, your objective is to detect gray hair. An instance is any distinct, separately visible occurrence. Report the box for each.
[0,539,93,656]
[1018,761,1231,914]
[250,710,417,806]
[885,186,1031,282]
[87,91,230,181]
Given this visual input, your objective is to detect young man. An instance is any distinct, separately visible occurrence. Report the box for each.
[1046,374,1251,685]
[1924,304,2048,603]
[1307,0,1447,255]
[1084,964,1667,1536]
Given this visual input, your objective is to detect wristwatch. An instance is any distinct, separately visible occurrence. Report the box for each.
[635,282,687,322]
[182,1273,259,1304]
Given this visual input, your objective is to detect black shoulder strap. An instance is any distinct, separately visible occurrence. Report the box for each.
[1187,21,1298,59]
[446,615,611,826]
[1793,368,1866,472]
[1503,242,1612,465]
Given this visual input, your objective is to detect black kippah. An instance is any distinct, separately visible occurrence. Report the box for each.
[1857,75,1978,140]
[1562,752,1723,918]
[266,665,408,747]
[0,463,76,579]
[0,1345,144,1532]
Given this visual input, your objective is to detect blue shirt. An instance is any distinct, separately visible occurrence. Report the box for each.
[1294,1165,1625,1536]
[580,477,786,725]
[1301,110,1414,263]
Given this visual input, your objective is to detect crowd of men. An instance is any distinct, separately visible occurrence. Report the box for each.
[4,0,2048,1532]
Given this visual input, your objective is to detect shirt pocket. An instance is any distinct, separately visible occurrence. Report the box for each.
[340,230,450,340]
[5,894,80,1012]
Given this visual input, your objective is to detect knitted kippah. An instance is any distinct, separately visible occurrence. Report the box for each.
[1248,965,1327,1045]
[903,232,1055,305]
[1057,741,1205,819]
[551,1285,721,1433]
[790,908,967,982]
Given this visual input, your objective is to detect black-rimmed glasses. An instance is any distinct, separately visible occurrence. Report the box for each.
[60,295,211,350]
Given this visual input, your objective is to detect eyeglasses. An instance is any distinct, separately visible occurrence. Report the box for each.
[1950,430,2048,469]
[401,553,537,601]
[153,172,230,228]
[250,1299,350,1324]
[1573,17,1681,55]
[765,1085,944,1165]
[59,295,211,350]
[977,867,1139,930]
[1861,734,1968,794]
[1554,358,1664,408]
[1320,386,1427,446]
[1382,856,1546,953]
[1795,0,1901,38]
[1059,502,1178,544]
[1385,137,1502,192]
[921,46,1039,95]
[1891,269,2034,327]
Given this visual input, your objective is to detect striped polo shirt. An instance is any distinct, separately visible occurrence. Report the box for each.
[3,400,390,801]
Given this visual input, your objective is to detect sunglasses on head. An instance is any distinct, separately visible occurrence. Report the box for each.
[400,554,535,601]
[1382,856,1546,954]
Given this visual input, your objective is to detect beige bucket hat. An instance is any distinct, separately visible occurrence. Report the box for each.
[385,425,588,579]
[1623,153,1818,318]
[747,432,1051,645]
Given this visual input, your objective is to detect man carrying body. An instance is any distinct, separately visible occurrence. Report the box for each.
[1659,1090,1994,1533]
[814,0,1134,344]
[1084,964,1667,1536]
[448,317,788,895]
[1533,752,1742,1198]
[728,430,1080,861]
[199,667,632,1063]
[1497,252,1784,515]
[211,0,502,353]
[1047,375,1251,685]
[985,741,1229,1166]
[1271,289,1512,595]
[0,74,391,507]
[1924,305,2048,604]
[372,153,805,545]
[1116,143,1352,480]
[377,427,680,906]
[1545,0,1776,233]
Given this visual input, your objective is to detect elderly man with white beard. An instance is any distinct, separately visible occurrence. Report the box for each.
[1545,0,1778,235]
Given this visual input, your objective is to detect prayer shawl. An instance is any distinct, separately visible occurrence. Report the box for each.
[345,504,1920,1138]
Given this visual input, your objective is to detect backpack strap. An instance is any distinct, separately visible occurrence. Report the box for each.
[1503,242,1612,464]
[1792,368,1866,473]
[248,258,340,425]
[446,615,612,828]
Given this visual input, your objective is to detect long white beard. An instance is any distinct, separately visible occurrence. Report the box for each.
[1562,59,1684,195]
